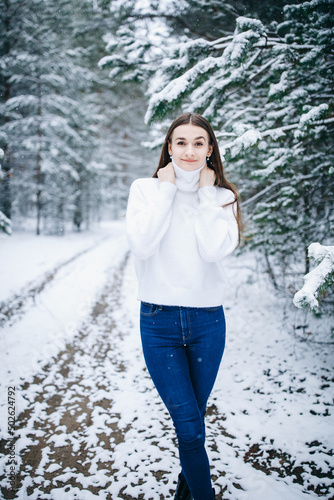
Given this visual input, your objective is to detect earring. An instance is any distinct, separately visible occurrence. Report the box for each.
[170,155,173,161]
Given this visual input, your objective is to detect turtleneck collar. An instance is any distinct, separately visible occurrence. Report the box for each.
[172,158,206,192]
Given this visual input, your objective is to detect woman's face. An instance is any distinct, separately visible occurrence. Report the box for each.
[168,124,213,172]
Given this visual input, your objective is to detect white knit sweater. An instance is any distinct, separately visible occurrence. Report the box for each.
[126,163,239,307]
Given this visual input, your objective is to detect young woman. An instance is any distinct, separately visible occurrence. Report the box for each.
[126,112,242,500]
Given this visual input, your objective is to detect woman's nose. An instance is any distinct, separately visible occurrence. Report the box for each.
[185,145,195,156]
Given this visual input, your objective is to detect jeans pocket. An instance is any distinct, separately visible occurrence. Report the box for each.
[140,301,160,316]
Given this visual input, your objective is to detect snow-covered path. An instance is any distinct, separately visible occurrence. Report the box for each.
[0,222,128,404]
[0,225,333,499]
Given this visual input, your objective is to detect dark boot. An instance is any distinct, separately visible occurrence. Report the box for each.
[174,473,192,500]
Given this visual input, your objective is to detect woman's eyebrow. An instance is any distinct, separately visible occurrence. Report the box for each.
[175,136,206,141]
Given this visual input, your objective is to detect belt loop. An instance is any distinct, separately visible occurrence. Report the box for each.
[158,305,163,311]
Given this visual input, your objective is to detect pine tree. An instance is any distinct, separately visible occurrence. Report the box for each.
[0,0,90,234]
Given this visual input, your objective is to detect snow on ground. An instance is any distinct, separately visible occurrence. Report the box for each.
[0,222,121,303]
[0,221,128,430]
[0,223,333,499]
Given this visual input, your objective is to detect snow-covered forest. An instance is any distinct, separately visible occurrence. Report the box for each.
[1,0,333,307]
[0,0,155,235]
[0,0,333,498]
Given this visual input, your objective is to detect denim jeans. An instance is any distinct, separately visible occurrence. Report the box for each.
[140,302,226,500]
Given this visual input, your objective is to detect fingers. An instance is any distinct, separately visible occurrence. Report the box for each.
[157,162,175,184]
[199,165,216,188]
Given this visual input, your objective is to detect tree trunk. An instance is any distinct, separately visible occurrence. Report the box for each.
[1,0,12,220]
[36,73,43,236]
[305,244,310,275]
[264,249,279,290]
[73,181,83,231]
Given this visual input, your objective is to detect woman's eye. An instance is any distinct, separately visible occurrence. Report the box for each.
[175,141,204,146]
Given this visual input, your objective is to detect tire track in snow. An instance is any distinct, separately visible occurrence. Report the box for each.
[0,235,112,327]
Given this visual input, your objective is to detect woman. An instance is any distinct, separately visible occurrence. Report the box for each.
[126,112,242,500]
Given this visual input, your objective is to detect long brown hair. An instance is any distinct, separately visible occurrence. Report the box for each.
[153,112,243,245]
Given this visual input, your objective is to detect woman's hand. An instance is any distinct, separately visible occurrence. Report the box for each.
[199,165,216,188]
[157,162,175,184]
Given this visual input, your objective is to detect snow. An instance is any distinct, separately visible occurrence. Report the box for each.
[0,221,128,424]
[1,223,333,498]
[223,128,262,157]
[235,17,264,34]
[144,16,265,124]
[0,224,121,302]
[268,71,289,97]
[293,242,334,309]
[145,55,223,123]
[309,242,334,262]
[257,149,289,177]
[224,30,260,64]
[299,104,328,128]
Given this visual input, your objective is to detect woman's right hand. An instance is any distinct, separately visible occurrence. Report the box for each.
[157,162,175,184]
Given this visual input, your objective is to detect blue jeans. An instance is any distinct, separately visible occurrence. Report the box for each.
[140,302,226,500]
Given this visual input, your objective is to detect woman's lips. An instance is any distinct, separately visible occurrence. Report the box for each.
[181,159,197,162]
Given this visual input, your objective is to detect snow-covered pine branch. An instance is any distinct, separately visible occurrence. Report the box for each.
[219,108,332,161]
[293,243,334,310]
[0,211,12,236]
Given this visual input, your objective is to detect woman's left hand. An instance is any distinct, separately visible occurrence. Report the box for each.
[199,165,216,188]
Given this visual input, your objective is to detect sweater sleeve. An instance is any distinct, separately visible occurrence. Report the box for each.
[195,186,239,262]
[126,179,177,259]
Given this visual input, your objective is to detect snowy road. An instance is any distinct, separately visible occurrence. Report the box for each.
[0,225,333,499]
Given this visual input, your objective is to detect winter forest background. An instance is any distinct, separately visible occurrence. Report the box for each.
[1,0,333,325]
[0,0,334,330]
